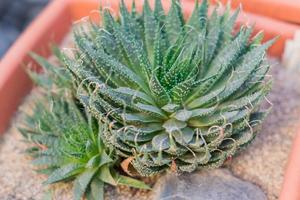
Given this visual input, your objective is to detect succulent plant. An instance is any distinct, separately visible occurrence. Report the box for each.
[56,0,274,177]
[20,55,149,200]
[26,0,274,179]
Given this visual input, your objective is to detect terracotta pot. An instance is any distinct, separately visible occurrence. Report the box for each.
[211,0,300,24]
[0,0,298,134]
[279,126,300,200]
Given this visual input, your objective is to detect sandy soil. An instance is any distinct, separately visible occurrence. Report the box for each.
[0,57,299,200]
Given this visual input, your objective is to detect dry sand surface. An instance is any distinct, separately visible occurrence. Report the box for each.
[0,59,299,200]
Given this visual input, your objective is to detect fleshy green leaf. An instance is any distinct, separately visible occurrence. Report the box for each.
[89,178,104,200]
[45,163,84,184]
[73,168,99,200]
[98,165,117,186]
[116,175,151,190]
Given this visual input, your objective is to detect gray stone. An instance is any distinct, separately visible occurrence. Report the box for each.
[0,23,20,57]
[153,169,267,200]
[0,0,10,18]
[0,0,49,29]
[0,0,49,57]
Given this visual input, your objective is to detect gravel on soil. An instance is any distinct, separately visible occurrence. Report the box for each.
[0,55,299,200]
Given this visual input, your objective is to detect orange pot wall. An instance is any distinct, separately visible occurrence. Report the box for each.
[0,0,72,134]
[0,0,298,134]
[280,127,300,200]
[235,12,298,58]
[210,0,300,56]
[213,0,300,24]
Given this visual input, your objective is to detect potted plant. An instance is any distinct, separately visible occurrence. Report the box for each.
[13,0,278,198]
[0,0,300,199]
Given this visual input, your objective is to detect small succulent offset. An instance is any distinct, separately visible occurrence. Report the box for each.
[20,55,149,200]
[58,0,274,177]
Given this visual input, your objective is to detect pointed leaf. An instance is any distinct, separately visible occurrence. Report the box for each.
[90,178,104,200]
[117,175,151,190]
[45,163,83,184]
[73,168,99,200]
[98,166,117,186]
